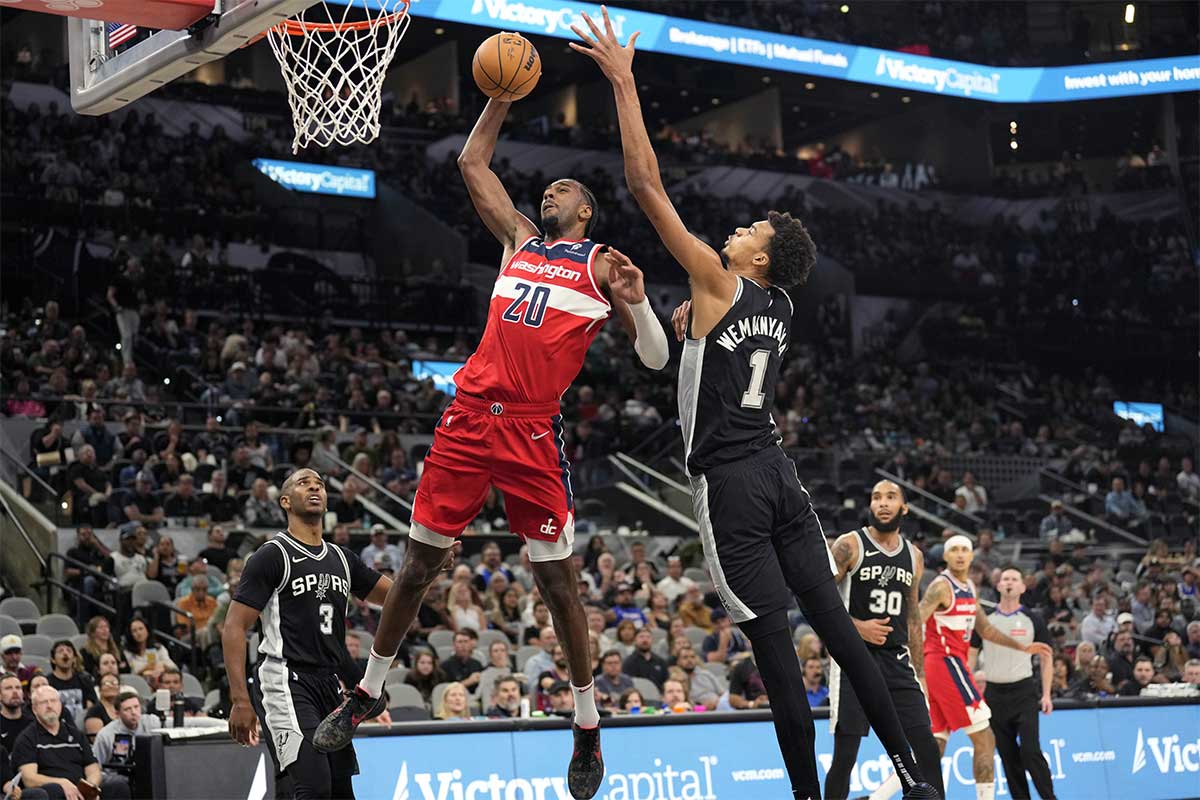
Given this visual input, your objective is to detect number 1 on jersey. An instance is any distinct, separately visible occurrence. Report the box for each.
[740,349,770,409]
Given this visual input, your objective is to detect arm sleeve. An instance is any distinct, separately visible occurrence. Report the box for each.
[342,546,383,600]
[969,630,983,649]
[232,543,285,611]
[629,298,669,370]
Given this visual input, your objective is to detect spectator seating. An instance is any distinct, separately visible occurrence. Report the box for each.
[181,671,205,699]
[0,615,22,638]
[632,677,661,705]
[119,673,153,699]
[515,646,541,672]
[386,683,426,710]
[428,630,454,650]
[20,634,54,658]
[36,613,80,638]
[0,597,40,632]
[22,655,51,673]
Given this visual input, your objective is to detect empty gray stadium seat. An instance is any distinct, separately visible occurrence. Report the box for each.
[182,672,205,699]
[0,597,40,630]
[0,615,22,638]
[386,683,426,709]
[36,614,80,638]
[632,677,661,704]
[20,634,54,658]
[119,673,152,699]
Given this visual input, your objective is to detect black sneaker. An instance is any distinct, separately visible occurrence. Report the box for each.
[567,724,603,799]
[902,783,941,799]
[313,686,386,753]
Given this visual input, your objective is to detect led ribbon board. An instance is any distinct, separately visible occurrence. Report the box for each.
[252,158,377,198]
[359,0,1200,102]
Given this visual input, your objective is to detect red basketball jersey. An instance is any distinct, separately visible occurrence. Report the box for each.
[923,572,978,660]
[455,235,610,403]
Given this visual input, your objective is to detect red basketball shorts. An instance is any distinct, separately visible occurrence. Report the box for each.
[410,392,574,557]
[924,652,992,737]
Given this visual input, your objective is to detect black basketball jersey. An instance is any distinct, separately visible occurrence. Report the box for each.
[839,528,918,651]
[679,276,793,476]
[233,531,381,671]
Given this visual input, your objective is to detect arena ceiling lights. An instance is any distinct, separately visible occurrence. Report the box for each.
[381,0,1200,103]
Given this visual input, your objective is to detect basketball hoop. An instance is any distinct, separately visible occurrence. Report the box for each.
[266,0,411,152]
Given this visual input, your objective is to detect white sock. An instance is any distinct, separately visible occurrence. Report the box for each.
[357,647,395,699]
[868,773,902,800]
[573,681,599,728]
[976,782,995,800]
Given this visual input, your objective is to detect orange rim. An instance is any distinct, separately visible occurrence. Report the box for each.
[273,1,409,34]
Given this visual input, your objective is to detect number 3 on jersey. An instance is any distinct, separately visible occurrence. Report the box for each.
[318,603,333,635]
[503,281,550,328]
[868,589,903,616]
[740,349,770,409]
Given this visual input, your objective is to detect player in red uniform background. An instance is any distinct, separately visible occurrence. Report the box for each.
[919,535,1053,800]
[314,96,669,799]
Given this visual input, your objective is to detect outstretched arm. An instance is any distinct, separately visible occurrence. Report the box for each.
[571,10,731,298]
[597,248,669,370]
[975,607,1054,660]
[457,98,538,257]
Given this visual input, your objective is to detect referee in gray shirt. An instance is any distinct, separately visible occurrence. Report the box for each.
[970,565,1056,800]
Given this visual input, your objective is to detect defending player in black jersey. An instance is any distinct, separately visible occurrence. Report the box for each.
[573,10,937,800]
[222,469,392,800]
[826,481,945,800]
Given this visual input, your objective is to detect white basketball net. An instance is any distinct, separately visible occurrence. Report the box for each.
[267,0,411,152]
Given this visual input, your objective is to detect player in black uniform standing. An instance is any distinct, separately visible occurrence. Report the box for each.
[826,481,945,800]
[222,469,393,799]
[573,11,936,800]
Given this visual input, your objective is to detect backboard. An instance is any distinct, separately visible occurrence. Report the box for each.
[43,0,319,115]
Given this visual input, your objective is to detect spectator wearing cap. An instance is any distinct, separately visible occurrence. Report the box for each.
[621,627,669,689]
[1080,594,1114,648]
[701,608,749,664]
[1040,500,1072,541]
[220,361,254,405]
[66,445,110,527]
[190,526,229,573]
[655,557,696,606]
[242,477,286,529]
[200,471,239,524]
[12,684,132,799]
[116,412,147,461]
[601,585,641,629]
[2,637,42,696]
[361,525,405,570]
[73,405,117,467]
[329,477,367,527]
[1,671,34,753]
[545,680,574,716]
[122,472,164,528]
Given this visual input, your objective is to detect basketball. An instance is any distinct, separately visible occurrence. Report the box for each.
[472,32,541,101]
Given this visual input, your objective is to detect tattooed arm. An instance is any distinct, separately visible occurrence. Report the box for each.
[830,533,859,584]
[907,549,925,681]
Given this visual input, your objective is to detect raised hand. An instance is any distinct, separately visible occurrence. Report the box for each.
[603,247,647,304]
[569,6,641,81]
[671,300,691,341]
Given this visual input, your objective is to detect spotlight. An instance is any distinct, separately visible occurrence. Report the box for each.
[1009,121,1018,133]
[1010,139,1019,150]
[434,27,444,35]
[840,4,850,12]
[901,95,911,103]
[870,91,879,99]
[1124,4,1135,24]
[804,82,815,90]
[163,378,170,385]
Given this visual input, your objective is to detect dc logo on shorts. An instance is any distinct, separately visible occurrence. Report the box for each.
[490,403,504,415]
[540,519,557,536]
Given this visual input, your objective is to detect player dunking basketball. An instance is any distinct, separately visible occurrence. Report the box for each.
[918,536,1053,800]
[573,9,937,799]
[314,96,670,799]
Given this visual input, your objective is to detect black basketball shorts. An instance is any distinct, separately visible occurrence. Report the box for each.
[830,646,930,737]
[250,656,359,778]
[688,446,837,624]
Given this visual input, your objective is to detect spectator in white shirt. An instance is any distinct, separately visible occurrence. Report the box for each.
[655,557,697,607]
[1177,456,1200,504]
[110,526,148,590]
[954,471,988,514]
[1080,594,1115,648]
[360,524,404,568]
